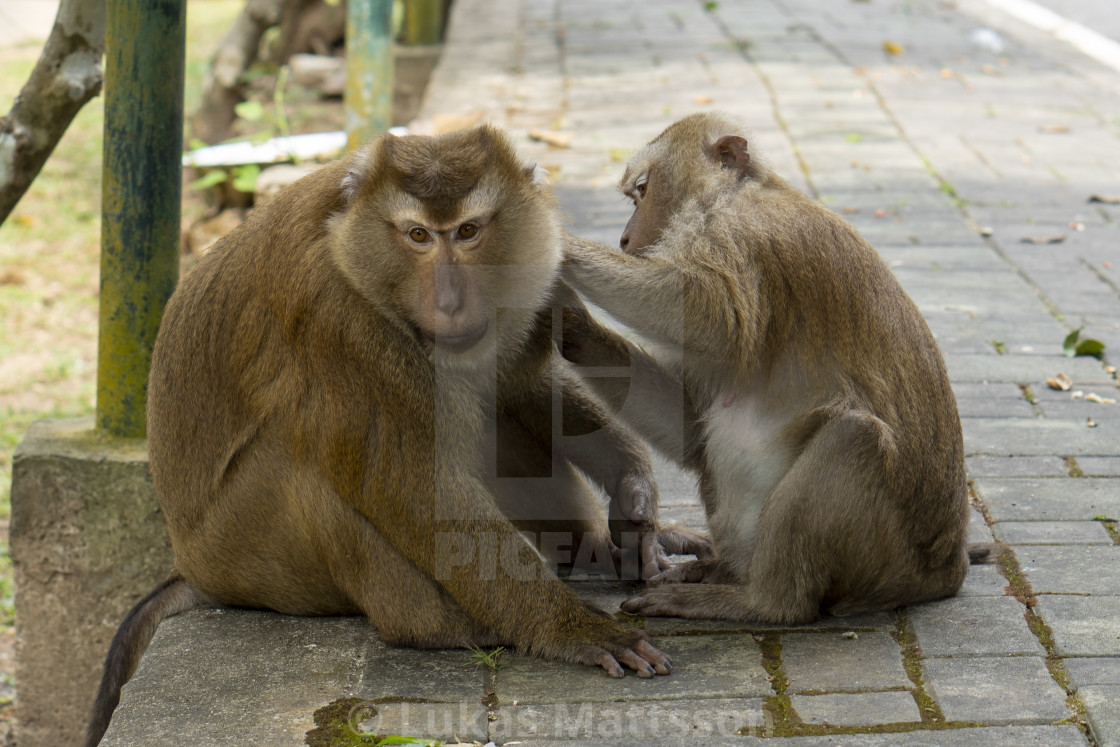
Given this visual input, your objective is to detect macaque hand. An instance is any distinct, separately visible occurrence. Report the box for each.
[566,620,672,678]
[608,472,672,580]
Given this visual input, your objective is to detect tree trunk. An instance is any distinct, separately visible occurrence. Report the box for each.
[190,0,287,144]
[0,0,106,225]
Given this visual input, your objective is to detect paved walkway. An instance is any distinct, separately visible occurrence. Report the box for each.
[106,0,1120,744]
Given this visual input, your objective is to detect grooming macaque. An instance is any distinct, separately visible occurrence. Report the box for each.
[87,126,707,746]
[560,112,972,624]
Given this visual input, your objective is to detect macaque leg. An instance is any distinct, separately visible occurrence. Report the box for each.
[308,483,507,649]
[488,448,626,579]
[624,410,965,623]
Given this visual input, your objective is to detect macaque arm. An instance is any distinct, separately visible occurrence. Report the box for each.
[563,236,689,348]
[556,280,704,470]
[346,419,668,676]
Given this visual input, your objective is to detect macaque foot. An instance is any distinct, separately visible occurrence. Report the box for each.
[646,558,736,587]
[621,583,738,619]
[656,525,714,560]
[576,634,672,678]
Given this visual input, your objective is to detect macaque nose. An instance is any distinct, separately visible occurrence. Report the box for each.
[435,263,465,317]
[620,232,630,252]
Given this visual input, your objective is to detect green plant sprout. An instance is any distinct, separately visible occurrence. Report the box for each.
[1063,327,1106,359]
[467,645,505,671]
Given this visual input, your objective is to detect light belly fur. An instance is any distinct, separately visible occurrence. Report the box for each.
[703,392,794,578]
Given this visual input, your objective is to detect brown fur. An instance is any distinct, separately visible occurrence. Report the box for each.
[561,113,970,624]
[86,126,701,746]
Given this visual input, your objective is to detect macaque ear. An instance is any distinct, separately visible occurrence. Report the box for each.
[712,135,751,179]
[524,162,551,187]
[341,149,375,204]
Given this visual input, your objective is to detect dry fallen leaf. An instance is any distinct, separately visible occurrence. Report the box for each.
[842,207,860,214]
[979,226,993,236]
[1087,417,1098,428]
[1088,194,1120,204]
[1106,365,1117,375]
[1072,391,1085,399]
[1069,221,1085,231]
[1085,393,1117,405]
[429,111,485,134]
[874,208,887,218]
[1047,373,1072,391]
[528,129,574,148]
[1039,124,1070,134]
[1020,235,1066,244]
[883,40,904,55]
[693,95,714,104]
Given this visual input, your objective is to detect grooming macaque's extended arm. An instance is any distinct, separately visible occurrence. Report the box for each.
[556,281,704,470]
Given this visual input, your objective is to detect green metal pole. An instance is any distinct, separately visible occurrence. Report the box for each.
[97,0,186,439]
[404,0,445,45]
[346,0,395,151]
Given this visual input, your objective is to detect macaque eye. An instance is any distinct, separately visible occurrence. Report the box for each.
[408,226,432,243]
[457,223,479,240]
[635,176,648,199]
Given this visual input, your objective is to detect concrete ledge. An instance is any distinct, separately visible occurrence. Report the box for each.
[101,610,491,746]
[11,417,172,747]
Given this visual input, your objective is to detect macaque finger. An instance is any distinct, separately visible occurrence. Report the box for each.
[616,649,656,678]
[657,549,672,572]
[639,532,663,580]
[596,651,626,678]
[635,638,673,674]
[613,472,655,524]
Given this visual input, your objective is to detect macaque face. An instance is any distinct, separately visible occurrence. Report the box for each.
[331,127,562,364]
[619,165,666,256]
[394,212,495,353]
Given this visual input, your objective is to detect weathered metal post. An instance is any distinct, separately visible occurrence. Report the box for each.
[13,5,185,745]
[404,0,446,45]
[345,0,395,150]
[97,0,187,438]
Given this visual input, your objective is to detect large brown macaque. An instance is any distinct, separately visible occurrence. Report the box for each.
[560,112,972,624]
[87,126,704,746]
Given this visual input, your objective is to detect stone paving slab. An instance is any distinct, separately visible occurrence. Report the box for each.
[494,634,771,705]
[944,353,1109,384]
[957,564,1011,598]
[962,417,1120,457]
[1079,686,1120,747]
[1016,545,1120,593]
[791,691,921,727]
[975,478,1120,521]
[1079,456,1120,476]
[492,697,769,741]
[643,610,897,636]
[906,597,1044,657]
[994,520,1114,545]
[1033,596,1120,656]
[921,656,1071,724]
[506,724,1089,746]
[1064,657,1120,688]
[781,631,910,693]
[966,456,1068,478]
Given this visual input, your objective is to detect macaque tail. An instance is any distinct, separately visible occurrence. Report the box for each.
[967,543,994,564]
[86,575,205,746]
